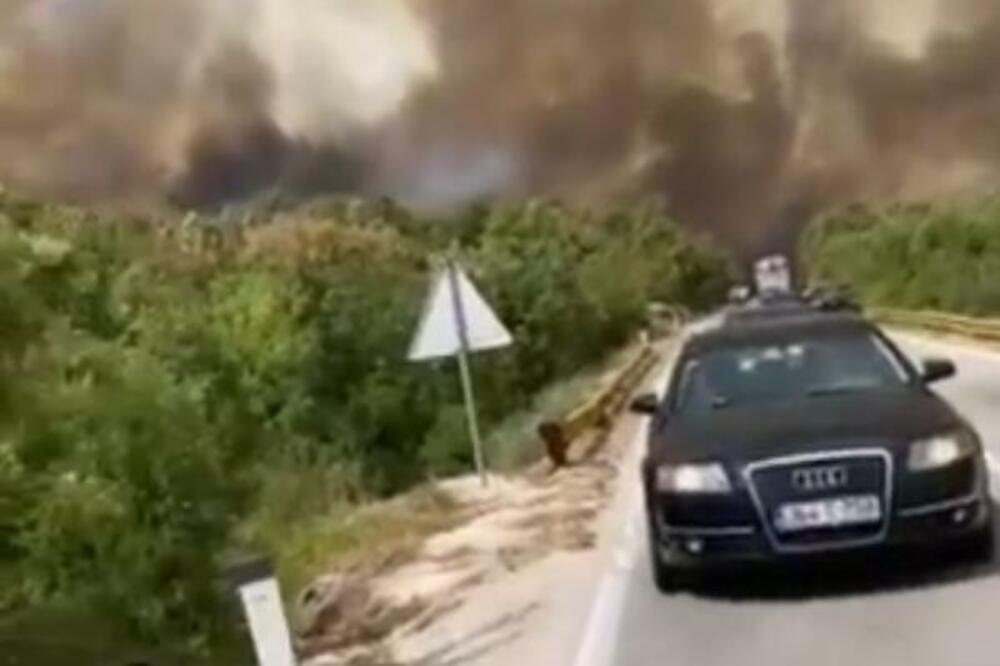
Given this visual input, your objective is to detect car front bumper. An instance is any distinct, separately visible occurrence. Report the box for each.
[652,489,992,570]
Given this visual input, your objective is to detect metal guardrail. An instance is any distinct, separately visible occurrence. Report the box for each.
[873,308,1000,343]
[558,342,660,443]
[534,303,694,467]
[536,334,663,467]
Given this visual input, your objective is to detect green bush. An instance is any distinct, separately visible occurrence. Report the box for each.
[0,192,730,655]
[801,198,1000,315]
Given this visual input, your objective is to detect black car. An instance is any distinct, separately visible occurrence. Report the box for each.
[631,302,994,591]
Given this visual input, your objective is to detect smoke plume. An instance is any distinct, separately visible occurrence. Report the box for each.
[0,0,435,205]
[1,0,999,254]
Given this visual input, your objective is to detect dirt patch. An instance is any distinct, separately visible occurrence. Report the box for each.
[298,436,629,665]
[297,343,670,665]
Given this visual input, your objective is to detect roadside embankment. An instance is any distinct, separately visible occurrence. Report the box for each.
[297,339,672,666]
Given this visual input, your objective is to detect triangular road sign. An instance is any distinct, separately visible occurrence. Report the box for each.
[408,265,513,361]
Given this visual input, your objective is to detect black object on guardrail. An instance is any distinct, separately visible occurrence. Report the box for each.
[537,339,660,468]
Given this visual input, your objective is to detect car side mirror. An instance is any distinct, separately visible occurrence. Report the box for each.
[921,358,956,384]
[630,392,659,415]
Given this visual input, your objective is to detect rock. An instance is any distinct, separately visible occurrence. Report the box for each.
[298,574,373,638]
[298,573,426,658]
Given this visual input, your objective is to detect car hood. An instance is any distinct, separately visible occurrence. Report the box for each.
[652,388,963,465]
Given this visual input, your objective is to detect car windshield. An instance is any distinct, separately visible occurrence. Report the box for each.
[675,333,907,413]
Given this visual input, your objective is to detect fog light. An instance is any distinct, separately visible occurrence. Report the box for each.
[952,508,968,525]
[686,538,704,554]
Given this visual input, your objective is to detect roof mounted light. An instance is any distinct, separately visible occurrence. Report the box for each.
[753,254,793,296]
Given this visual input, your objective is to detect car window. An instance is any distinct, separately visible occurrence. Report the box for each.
[674,333,907,413]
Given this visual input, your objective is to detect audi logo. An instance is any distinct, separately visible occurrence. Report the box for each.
[791,465,849,492]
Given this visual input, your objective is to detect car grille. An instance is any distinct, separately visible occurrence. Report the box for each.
[745,450,891,553]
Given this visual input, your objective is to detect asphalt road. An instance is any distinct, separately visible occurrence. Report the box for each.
[582,332,1000,666]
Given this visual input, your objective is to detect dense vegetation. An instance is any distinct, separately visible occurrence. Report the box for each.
[801,198,1000,315]
[0,191,729,657]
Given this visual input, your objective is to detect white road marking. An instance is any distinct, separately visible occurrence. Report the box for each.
[572,428,644,666]
[574,334,1000,666]
[572,360,674,666]
[571,562,633,666]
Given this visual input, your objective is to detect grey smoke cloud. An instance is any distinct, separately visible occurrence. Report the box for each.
[0,0,434,203]
[0,0,998,253]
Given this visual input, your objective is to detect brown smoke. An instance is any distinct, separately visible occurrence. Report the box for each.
[0,0,999,254]
[383,0,1000,254]
[0,0,431,205]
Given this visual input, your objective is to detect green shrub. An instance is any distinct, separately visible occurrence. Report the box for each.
[801,198,1000,316]
[0,193,730,655]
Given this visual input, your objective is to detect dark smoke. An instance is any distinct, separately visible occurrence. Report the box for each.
[165,44,364,208]
[1,0,1000,254]
[384,0,1000,255]
[0,0,425,207]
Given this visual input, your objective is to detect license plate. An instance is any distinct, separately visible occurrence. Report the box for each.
[774,495,882,533]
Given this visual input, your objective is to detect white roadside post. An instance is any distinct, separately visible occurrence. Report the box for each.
[228,557,297,666]
[409,253,513,487]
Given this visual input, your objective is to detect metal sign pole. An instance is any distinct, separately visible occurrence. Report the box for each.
[446,255,488,487]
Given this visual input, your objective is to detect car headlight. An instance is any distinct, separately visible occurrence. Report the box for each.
[908,432,974,471]
[655,463,732,494]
